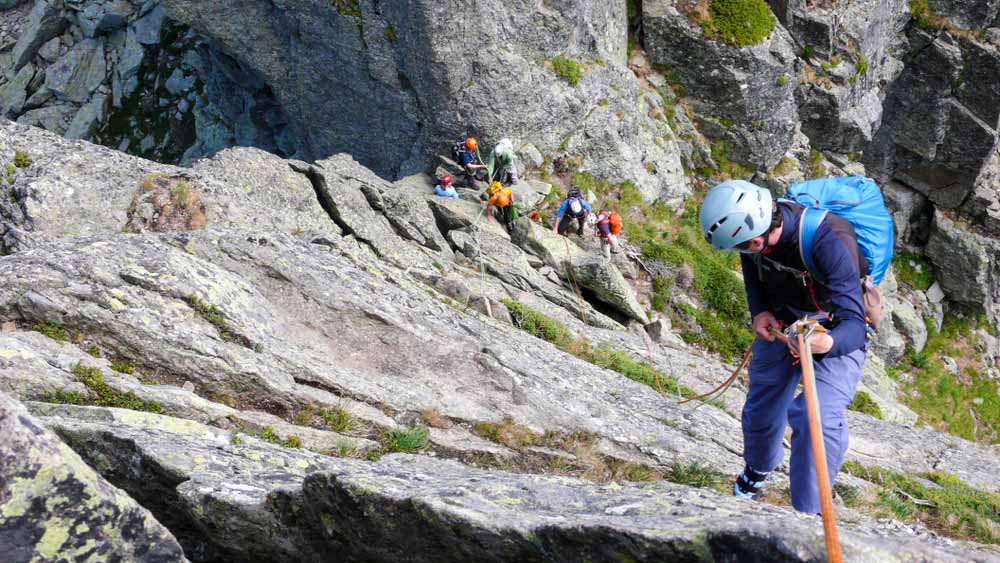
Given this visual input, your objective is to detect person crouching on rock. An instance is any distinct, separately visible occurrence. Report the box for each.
[699,180,868,515]
[433,175,459,199]
[486,181,515,233]
[595,209,622,260]
[552,188,592,237]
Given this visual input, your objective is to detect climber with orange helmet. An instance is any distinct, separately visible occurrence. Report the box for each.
[433,175,459,199]
[485,181,516,233]
[451,136,487,188]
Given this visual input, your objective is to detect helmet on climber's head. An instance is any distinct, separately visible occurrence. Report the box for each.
[699,180,773,252]
[465,137,478,151]
[441,175,453,186]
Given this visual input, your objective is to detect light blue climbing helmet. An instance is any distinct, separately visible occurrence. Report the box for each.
[699,180,773,250]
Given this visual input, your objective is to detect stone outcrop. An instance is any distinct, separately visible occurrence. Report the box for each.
[0,391,187,562]
[866,28,1000,217]
[777,0,909,154]
[32,402,999,563]
[643,0,800,169]
[0,0,293,164]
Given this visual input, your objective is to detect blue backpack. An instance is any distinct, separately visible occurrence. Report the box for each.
[782,176,894,285]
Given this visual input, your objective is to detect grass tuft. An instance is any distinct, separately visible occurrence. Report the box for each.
[847,390,884,419]
[893,251,934,291]
[318,405,358,434]
[13,150,31,168]
[664,461,729,492]
[842,461,1000,544]
[43,363,163,413]
[382,426,429,453]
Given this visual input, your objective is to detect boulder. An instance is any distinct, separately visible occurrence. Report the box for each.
[43,37,107,104]
[891,297,928,352]
[0,61,33,115]
[0,392,186,561]
[926,210,1000,322]
[11,0,65,70]
[858,354,918,426]
[0,122,337,254]
[155,0,689,205]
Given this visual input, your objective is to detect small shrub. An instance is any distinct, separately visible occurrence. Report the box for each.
[776,74,789,87]
[597,98,610,106]
[185,296,239,343]
[855,52,868,76]
[294,405,315,426]
[703,0,776,47]
[550,55,585,86]
[110,359,136,375]
[33,320,70,342]
[382,426,429,453]
[43,389,86,405]
[473,416,538,448]
[803,45,815,59]
[170,181,191,203]
[86,345,101,358]
[807,149,825,179]
[848,390,884,419]
[319,405,357,433]
[830,54,841,67]
[772,156,796,176]
[332,0,361,17]
[420,408,451,429]
[501,299,573,347]
[335,442,358,458]
[384,25,396,42]
[13,150,31,168]
[65,363,163,413]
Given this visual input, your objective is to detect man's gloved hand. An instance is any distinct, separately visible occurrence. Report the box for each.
[753,311,780,341]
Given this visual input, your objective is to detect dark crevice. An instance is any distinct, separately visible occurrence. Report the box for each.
[577,286,630,327]
[292,376,398,418]
[291,163,386,258]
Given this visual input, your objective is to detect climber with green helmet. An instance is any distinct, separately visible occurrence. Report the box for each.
[486,138,520,185]
[699,179,869,516]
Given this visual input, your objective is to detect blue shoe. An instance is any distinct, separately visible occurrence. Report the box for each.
[734,465,769,500]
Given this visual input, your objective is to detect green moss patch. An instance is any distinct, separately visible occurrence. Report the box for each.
[502,299,706,400]
[703,0,776,47]
[893,250,934,291]
[33,320,70,342]
[13,150,31,168]
[550,56,585,87]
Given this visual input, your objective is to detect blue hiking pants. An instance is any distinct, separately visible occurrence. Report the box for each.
[742,338,865,514]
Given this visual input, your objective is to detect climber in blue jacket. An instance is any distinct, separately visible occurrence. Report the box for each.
[699,179,868,515]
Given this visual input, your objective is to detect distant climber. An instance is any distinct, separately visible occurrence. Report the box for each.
[452,137,488,188]
[595,209,622,259]
[487,138,519,185]
[433,175,459,199]
[552,188,592,236]
[699,179,874,516]
[486,181,516,233]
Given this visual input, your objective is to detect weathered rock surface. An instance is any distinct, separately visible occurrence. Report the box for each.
[0,391,187,562]
[35,402,1000,563]
[926,210,1000,322]
[866,29,1000,215]
[643,0,799,168]
[0,120,334,253]
[779,0,909,153]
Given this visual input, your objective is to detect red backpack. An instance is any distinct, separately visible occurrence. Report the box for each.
[608,212,623,235]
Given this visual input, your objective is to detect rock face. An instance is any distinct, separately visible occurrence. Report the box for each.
[866,28,1000,215]
[778,0,909,154]
[926,209,1000,321]
[0,0,690,204]
[0,391,186,562]
[33,402,998,563]
[0,0,294,164]
[643,0,800,168]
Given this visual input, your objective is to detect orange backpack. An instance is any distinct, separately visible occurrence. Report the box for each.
[495,189,511,208]
[609,212,623,235]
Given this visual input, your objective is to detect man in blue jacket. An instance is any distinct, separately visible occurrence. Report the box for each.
[699,180,868,515]
[552,189,592,236]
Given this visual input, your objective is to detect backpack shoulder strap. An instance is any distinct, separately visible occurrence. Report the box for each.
[798,207,828,284]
